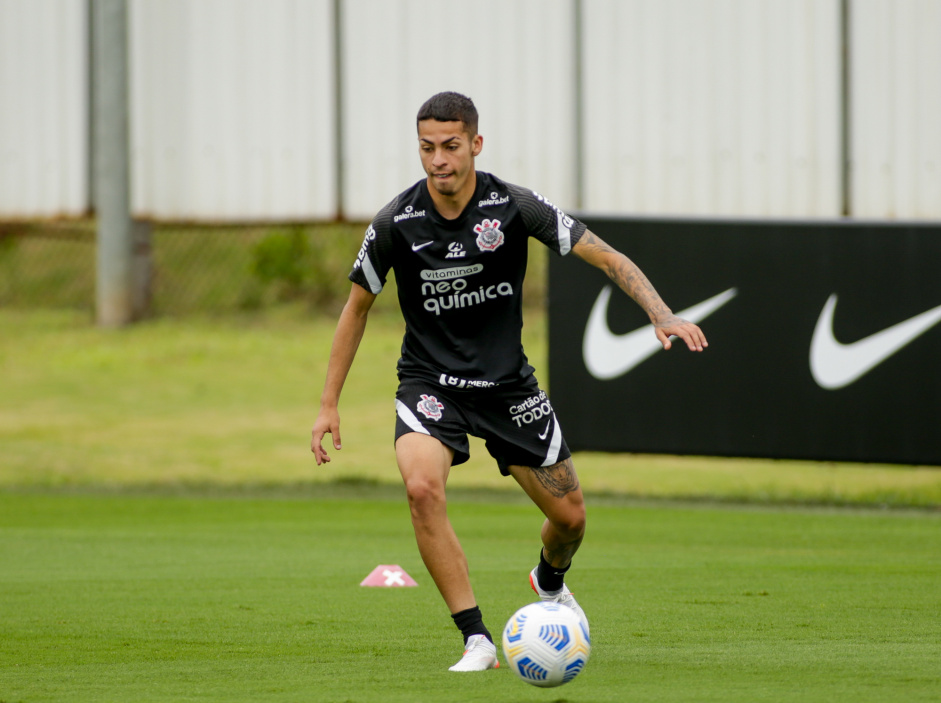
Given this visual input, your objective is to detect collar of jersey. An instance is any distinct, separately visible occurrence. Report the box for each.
[421,173,490,230]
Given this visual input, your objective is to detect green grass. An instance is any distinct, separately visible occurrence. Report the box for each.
[1,491,939,702]
[2,307,940,701]
[0,223,96,309]
[1,307,939,506]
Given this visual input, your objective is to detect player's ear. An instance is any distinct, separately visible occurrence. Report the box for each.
[471,134,483,157]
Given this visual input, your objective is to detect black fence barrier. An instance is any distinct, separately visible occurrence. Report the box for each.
[548,217,941,465]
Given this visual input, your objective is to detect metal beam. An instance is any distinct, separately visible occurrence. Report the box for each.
[840,0,852,217]
[573,0,585,211]
[333,0,345,220]
[92,0,136,325]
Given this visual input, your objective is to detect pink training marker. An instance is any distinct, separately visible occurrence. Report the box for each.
[360,564,418,587]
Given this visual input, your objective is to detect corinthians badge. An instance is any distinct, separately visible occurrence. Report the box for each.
[417,394,445,421]
[474,218,505,252]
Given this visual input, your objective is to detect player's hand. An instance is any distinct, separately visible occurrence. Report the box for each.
[654,315,708,352]
[311,408,341,465]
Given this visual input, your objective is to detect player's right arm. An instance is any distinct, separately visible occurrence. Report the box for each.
[311,282,377,465]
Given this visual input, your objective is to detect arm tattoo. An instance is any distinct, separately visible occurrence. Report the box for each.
[529,457,580,498]
[576,229,617,256]
[577,230,672,321]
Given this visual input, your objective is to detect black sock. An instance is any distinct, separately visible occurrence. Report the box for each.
[536,548,570,593]
[451,606,492,645]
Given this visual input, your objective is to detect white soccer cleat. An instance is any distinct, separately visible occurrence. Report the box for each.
[448,634,500,672]
[529,567,589,635]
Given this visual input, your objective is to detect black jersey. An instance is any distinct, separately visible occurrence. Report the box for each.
[349,172,586,388]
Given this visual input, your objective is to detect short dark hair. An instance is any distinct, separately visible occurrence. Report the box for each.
[416,92,478,136]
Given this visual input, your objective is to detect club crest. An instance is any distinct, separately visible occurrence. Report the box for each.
[474,218,505,252]
[417,394,445,421]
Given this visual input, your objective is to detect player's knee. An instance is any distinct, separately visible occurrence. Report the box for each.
[561,513,587,541]
[552,503,586,541]
[403,477,446,519]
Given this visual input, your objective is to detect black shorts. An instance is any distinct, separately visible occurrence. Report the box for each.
[394,375,571,475]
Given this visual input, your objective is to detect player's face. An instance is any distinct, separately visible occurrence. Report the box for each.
[418,119,483,200]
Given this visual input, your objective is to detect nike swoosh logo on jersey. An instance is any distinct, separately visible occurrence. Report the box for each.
[583,287,738,380]
[538,420,552,440]
[412,241,433,251]
[810,294,941,390]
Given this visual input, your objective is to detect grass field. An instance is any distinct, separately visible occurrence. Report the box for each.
[2,307,940,701]
[2,308,940,505]
[2,490,939,703]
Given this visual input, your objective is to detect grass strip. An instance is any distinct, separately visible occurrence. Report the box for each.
[1,308,939,507]
[1,492,939,702]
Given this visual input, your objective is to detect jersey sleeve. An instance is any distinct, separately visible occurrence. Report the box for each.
[348,201,396,294]
[506,183,587,256]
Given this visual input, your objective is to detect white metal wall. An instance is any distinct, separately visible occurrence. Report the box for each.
[582,0,842,217]
[339,0,578,220]
[2,0,940,221]
[850,0,941,219]
[130,0,336,220]
[0,0,88,218]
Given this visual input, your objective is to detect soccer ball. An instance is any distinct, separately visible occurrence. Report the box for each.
[502,602,591,687]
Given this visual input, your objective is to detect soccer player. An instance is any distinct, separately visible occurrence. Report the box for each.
[311,92,708,672]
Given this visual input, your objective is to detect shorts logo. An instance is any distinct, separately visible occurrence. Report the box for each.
[474,218,505,252]
[417,394,445,421]
[438,373,497,389]
[509,390,553,428]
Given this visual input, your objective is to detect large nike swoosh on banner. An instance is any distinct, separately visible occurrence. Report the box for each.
[582,287,738,380]
[810,294,941,390]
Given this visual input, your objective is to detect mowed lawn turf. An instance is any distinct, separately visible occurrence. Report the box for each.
[1,491,938,703]
[3,308,940,506]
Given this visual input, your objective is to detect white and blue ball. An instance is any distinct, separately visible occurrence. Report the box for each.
[502,601,591,688]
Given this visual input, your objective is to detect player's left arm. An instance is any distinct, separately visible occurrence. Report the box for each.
[572,229,708,352]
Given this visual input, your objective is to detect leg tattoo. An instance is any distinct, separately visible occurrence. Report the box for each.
[530,457,580,498]
[542,537,582,569]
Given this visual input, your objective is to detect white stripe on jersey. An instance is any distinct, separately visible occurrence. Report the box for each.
[556,212,572,255]
[395,399,430,435]
[361,253,383,294]
[540,415,563,466]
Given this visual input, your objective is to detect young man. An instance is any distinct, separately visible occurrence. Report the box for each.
[311,92,708,672]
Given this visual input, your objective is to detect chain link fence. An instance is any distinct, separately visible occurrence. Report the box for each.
[0,220,548,318]
[0,220,369,317]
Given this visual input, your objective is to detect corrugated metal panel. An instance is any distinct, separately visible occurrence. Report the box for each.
[130,0,335,221]
[851,0,941,219]
[0,0,88,218]
[581,0,841,217]
[340,0,578,221]
[3,0,939,223]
